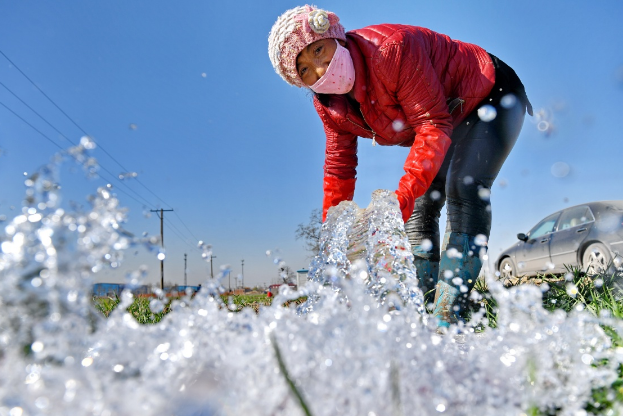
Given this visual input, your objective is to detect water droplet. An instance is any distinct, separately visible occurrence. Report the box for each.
[80,136,96,150]
[566,283,578,297]
[9,407,23,416]
[392,120,405,131]
[474,234,488,246]
[537,120,550,132]
[34,397,49,409]
[581,354,594,365]
[430,190,441,200]
[118,172,138,180]
[500,94,517,108]
[596,213,620,232]
[477,188,491,201]
[551,162,570,178]
[150,299,165,313]
[477,105,497,122]
[420,239,433,251]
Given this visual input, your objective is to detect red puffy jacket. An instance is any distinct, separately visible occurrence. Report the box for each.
[315,24,496,222]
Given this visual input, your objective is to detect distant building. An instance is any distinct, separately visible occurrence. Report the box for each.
[92,283,200,298]
[268,283,297,294]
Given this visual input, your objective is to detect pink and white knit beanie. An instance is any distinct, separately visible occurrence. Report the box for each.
[268,5,346,87]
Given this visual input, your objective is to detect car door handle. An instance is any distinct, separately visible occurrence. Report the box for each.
[576,228,587,233]
[540,238,549,243]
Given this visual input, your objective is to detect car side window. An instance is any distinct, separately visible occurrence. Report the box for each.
[557,206,595,231]
[528,213,560,239]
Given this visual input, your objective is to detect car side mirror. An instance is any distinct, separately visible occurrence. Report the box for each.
[517,233,528,242]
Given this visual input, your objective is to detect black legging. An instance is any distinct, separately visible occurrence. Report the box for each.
[405,54,531,260]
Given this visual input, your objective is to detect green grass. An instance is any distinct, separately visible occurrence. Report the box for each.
[472,267,623,415]
[92,293,307,323]
[93,296,173,324]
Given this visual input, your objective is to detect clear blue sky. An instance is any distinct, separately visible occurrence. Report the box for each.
[1,1,622,287]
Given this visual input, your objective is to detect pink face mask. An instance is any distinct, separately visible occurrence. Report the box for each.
[310,40,355,94]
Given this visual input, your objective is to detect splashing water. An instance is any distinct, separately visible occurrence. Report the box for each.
[1,143,622,415]
[117,172,138,180]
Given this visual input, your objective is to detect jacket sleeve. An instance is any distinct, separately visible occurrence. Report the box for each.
[376,32,453,222]
[313,97,358,222]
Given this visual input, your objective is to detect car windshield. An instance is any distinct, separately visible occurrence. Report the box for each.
[528,213,559,239]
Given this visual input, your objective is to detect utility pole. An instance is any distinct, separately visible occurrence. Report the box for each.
[184,253,187,286]
[210,255,217,279]
[241,259,245,290]
[150,208,174,290]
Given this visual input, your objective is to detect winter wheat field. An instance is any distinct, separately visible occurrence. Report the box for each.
[0,140,621,416]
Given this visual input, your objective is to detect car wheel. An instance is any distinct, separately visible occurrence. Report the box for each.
[498,257,515,285]
[582,243,613,275]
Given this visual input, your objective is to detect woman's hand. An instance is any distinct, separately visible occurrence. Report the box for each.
[394,190,414,223]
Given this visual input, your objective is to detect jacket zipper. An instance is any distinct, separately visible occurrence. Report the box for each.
[346,114,377,146]
[448,98,465,115]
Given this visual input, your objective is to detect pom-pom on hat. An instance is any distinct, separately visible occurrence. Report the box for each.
[268,5,346,87]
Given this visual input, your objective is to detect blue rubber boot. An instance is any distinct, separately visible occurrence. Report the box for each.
[432,281,460,328]
[412,241,439,306]
[432,232,485,327]
[413,258,439,306]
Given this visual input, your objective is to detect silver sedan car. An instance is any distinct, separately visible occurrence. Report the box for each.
[496,201,623,280]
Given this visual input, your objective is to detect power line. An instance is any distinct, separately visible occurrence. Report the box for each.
[0,50,83,133]
[173,210,201,242]
[0,81,158,209]
[0,49,175,210]
[1,83,157,207]
[1,96,203,251]
[0,99,163,211]
[0,100,63,150]
[0,50,204,247]
[163,216,198,251]
[0,80,76,147]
